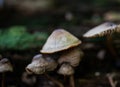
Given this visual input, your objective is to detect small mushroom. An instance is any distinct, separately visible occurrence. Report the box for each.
[57,47,83,87]
[26,54,48,74]
[26,54,58,74]
[83,22,119,59]
[0,58,13,73]
[40,29,81,53]
[26,54,62,87]
[58,47,84,67]
[58,63,74,76]
[58,63,75,87]
[0,58,13,87]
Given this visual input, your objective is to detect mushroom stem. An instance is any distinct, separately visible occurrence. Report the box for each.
[44,73,64,87]
[106,35,118,58]
[1,73,5,87]
[107,73,117,87]
[70,75,75,87]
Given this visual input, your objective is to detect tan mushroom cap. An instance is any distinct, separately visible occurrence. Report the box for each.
[26,54,58,74]
[26,54,48,74]
[83,22,117,38]
[57,63,74,76]
[40,29,81,53]
[0,58,13,73]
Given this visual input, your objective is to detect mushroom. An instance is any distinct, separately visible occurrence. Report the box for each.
[26,54,62,87]
[0,58,13,87]
[83,22,120,59]
[58,63,75,87]
[40,29,83,87]
[58,63,74,76]
[26,54,48,74]
[26,54,58,74]
[83,22,117,38]
[57,47,83,87]
[40,29,81,53]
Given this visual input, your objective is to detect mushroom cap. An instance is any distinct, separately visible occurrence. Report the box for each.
[26,54,48,74]
[0,58,13,73]
[57,63,74,76]
[40,29,81,53]
[26,63,45,74]
[83,22,117,38]
[58,47,84,67]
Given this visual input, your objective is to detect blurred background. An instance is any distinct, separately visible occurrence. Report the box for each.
[0,0,120,87]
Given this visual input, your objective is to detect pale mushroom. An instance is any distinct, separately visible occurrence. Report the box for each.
[83,22,120,59]
[57,63,75,87]
[58,63,74,76]
[26,54,63,87]
[40,29,83,87]
[26,54,58,74]
[0,58,13,87]
[26,54,48,74]
[57,47,83,87]
[40,29,81,53]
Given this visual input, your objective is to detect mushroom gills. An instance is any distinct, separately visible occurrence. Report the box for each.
[83,22,117,38]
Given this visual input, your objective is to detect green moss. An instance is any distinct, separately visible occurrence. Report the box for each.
[0,26,48,50]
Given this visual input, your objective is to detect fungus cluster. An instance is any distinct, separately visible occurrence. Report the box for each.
[26,29,84,87]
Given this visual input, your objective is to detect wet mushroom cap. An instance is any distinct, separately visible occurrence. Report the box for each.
[40,29,81,53]
[0,58,13,73]
[58,47,84,67]
[57,63,74,76]
[83,22,117,38]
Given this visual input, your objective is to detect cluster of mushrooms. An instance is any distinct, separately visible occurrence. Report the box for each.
[0,22,119,87]
[26,29,84,87]
[26,22,120,87]
[0,21,119,87]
